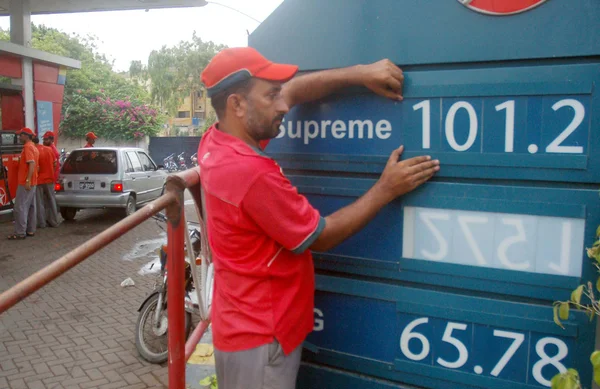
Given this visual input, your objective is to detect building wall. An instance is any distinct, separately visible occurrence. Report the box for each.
[169,86,215,134]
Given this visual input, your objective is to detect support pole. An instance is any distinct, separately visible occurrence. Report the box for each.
[9,0,35,130]
[165,175,187,389]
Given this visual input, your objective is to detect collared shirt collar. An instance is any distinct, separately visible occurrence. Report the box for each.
[209,123,272,159]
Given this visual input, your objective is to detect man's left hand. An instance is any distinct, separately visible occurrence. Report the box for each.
[359,59,404,101]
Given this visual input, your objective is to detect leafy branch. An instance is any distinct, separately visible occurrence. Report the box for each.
[552,226,600,389]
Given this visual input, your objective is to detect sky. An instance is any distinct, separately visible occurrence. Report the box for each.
[0,0,284,72]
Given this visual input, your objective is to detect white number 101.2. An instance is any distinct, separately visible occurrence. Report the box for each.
[413,99,585,154]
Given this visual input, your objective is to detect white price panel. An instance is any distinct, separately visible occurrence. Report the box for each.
[402,207,585,277]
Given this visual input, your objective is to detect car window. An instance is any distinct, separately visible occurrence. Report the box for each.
[124,153,134,173]
[61,150,118,174]
[137,152,156,172]
[126,151,143,172]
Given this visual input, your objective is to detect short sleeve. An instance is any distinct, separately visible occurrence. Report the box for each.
[24,146,35,162]
[242,171,325,254]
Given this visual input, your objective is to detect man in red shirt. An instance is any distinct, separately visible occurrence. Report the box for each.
[42,131,60,182]
[8,127,39,240]
[84,132,97,148]
[198,48,439,389]
[34,136,59,228]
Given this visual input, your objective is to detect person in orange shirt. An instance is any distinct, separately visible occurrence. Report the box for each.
[84,132,97,148]
[34,136,59,228]
[7,127,39,240]
[42,131,60,182]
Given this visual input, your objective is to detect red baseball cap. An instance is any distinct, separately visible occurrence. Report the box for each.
[86,132,98,140]
[42,131,55,139]
[201,47,298,97]
[17,127,34,136]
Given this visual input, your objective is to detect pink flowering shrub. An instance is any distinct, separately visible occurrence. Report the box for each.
[60,88,164,140]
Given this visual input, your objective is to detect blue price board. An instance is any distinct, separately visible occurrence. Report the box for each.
[292,176,600,301]
[304,276,595,389]
[36,101,54,139]
[250,2,600,389]
[266,63,600,183]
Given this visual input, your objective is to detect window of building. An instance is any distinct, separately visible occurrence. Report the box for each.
[177,111,190,118]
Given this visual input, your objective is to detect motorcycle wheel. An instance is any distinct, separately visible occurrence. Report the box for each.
[135,293,192,364]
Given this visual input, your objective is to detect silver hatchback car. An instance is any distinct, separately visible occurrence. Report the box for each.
[55,147,168,221]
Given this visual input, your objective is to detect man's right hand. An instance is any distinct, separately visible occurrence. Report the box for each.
[376,146,440,201]
[25,182,31,191]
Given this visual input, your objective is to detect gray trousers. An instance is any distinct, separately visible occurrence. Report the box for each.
[14,185,36,237]
[215,341,302,389]
[36,183,59,228]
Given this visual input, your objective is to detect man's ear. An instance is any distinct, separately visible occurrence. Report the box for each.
[227,94,247,119]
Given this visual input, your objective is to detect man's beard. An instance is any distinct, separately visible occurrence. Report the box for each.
[246,104,284,141]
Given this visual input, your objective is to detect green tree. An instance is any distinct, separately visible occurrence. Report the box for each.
[0,25,161,139]
[61,90,163,140]
[552,226,600,389]
[201,110,217,134]
[142,32,225,116]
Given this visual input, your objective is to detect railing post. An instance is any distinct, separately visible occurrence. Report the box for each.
[165,175,187,389]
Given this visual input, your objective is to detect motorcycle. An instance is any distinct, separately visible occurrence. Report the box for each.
[163,154,178,172]
[59,148,70,167]
[177,152,188,171]
[135,212,214,364]
[190,152,198,167]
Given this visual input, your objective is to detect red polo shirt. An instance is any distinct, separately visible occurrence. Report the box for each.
[18,141,39,186]
[35,144,56,185]
[50,143,60,181]
[198,125,325,355]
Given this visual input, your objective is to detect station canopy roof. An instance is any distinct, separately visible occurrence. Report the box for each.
[0,0,208,16]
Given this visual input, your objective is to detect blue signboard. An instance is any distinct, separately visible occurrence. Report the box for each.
[36,101,54,138]
[249,1,600,388]
[265,63,600,183]
[292,177,600,301]
[303,277,595,389]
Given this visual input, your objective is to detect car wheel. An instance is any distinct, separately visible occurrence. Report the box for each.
[60,207,77,221]
[123,195,137,217]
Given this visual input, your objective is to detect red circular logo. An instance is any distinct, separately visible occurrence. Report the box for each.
[458,0,549,15]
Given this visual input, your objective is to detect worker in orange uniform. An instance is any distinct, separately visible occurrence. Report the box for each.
[34,136,59,228]
[7,128,39,240]
[84,132,97,148]
[42,132,60,182]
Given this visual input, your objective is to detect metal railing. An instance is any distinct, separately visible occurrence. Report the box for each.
[0,168,209,389]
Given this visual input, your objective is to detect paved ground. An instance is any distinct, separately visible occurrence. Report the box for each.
[0,199,214,389]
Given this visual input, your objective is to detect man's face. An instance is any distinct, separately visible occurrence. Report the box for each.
[19,134,29,144]
[87,137,95,145]
[43,138,52,146]
[242,79,289,141]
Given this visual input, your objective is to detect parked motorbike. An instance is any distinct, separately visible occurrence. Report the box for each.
[190,152,198,167]
[135,212,213,364]
[177,152,188,171]
[59,148,70,167]
[163,154,178,172]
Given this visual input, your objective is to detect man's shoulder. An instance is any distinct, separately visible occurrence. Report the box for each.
[201,149,282,206]
[205,147,279,180]
[41,146,53,158]
[24,142,37,153]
